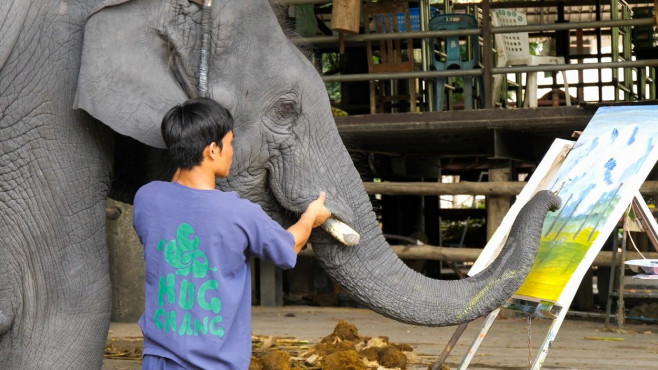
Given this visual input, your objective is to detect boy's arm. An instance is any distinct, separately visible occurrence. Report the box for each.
[287,192,331,253]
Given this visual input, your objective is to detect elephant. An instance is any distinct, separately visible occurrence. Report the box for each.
[0,0,562,368]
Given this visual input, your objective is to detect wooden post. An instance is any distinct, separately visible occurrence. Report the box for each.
[486,167,511,239]
[259,260,283,306]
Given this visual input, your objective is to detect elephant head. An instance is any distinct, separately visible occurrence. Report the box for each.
[76,0,562,326]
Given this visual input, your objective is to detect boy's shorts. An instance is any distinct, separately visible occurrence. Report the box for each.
[142,354,187,370]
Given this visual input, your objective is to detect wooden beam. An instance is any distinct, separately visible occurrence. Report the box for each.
[363,180,658,196]
[299,245,658,267]
[364,181,524,195]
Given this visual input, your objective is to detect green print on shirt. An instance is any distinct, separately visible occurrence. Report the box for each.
[157,222,217,278]
[154,223,224,338]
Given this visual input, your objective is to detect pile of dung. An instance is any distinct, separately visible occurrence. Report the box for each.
[250,320,433,369]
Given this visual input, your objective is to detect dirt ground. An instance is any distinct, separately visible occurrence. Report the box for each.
[103,306,658,369]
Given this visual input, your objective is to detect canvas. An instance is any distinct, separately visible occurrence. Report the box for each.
[514,105,658,304]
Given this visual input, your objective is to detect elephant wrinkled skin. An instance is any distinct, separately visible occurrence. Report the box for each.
[0,0,561,368]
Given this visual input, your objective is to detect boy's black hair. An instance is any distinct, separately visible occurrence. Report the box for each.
[161,97,234,169]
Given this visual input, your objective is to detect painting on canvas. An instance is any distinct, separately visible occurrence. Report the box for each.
[514,105,658,304]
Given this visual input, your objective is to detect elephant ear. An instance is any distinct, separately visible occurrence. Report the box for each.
[75,0,190,149]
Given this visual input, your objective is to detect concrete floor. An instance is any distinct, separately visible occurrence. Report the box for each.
[104,306,658,369]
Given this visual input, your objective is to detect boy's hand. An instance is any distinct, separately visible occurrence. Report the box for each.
[289,192,332,253]
[305,192,331,228]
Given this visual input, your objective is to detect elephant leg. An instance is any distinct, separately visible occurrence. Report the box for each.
[0,114,114,369]
[1,193,113,369]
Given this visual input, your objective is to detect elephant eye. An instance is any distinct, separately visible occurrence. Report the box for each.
[278,100,297,118]
[265,91,301,126]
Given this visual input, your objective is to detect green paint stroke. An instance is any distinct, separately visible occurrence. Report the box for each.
[458,270,518,321]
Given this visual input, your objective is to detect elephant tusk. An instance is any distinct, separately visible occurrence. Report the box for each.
[321,217,360,246]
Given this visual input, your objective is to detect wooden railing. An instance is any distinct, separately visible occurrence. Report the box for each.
[299,245,658,266]
[363,180,658,196]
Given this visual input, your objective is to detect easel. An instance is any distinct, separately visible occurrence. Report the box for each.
[436,105,658,370]
[431,138,573,369]
[605,194,658,328]
[458,193,658,370]
[457,138,575,370]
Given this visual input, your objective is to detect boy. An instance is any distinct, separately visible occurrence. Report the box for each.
[133,98,331,369]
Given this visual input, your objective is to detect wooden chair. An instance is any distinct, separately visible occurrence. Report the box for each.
[362,0,418,114]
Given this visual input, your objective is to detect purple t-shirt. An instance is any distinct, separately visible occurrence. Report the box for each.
[133,181,296,369]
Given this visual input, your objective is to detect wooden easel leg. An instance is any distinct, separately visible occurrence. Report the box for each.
[431,322,469,370]
[530,306,565,370]
[605,234,618,328]
[631,192,658,252]
[617,228,627,328]
[458,307,500,369]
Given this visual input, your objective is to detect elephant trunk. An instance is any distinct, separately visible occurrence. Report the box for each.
[312,189,561,327]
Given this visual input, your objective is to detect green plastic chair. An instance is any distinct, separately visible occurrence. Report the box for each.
[429,13,483,110]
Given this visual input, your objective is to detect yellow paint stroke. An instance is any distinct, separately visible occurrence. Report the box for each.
[584,336,624,341]
[515,229,596,301]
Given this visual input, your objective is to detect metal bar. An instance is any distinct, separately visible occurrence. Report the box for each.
[482,0,493,108]
[299,18,655,45]
[420,0,432,111]
[279,0,655,6]
[649,65,658,100]
[490,18,655,34]
[611,0,620,101]
[323,69,483,82]
[576,28,585,101]
[475,0,658,9]
[492,59,658,73]
[322,59,658,82]
[623,4,634,100]
[301,29,481,45]
[596,0,603,102]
